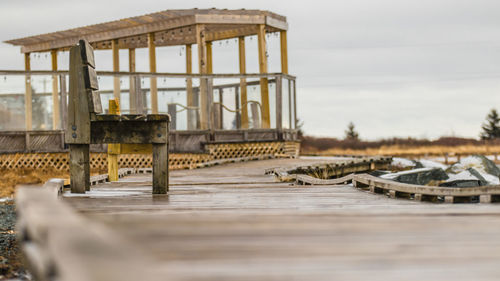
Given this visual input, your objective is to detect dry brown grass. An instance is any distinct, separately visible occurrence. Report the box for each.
[0,168,68,198]
[0,168,106,198]
[313,144,500,157]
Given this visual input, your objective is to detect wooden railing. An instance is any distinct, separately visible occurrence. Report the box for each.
[0,70,297,132]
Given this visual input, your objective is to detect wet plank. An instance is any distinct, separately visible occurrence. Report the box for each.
[62,158,500,281]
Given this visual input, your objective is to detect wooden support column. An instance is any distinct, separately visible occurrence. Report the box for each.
[280,31,289,74]
[196,24,209,130]
[257,24,270,128]
[107,100,120,182]
[186,44,196,129]
[112,39,120,103]
[70,144,90,193]
[51,50,60,129]
[148,33,158,114]
[235,86,241,128]
[293,79,297,129]
[238,36,249,129]
[276,76,282,132]
[59,75,67,132]
[24,53,32,130]
[152,142,168,194]
[206,41,213,74]
[128,48,136,113]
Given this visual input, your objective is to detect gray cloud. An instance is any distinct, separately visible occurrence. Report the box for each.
[1,0,499,139]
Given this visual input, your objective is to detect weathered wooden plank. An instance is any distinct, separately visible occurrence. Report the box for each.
[83,65,99,90]
[354,173,500,197]
[24,53,32,130]
[197,24,209,130]
[148,33,158,114]
[90,121,168,144]
[280,31,288,74]
[257,24,270,129]
[65,45,90,144]
[152,143,168,194]
[128,48,136,113]
[276,76,282,131]
[19,15,197,53]
[107,100,120,182]
[69,144,89,193]
[51,50,60,129]
[112,39,120,103]
[16,184,164,281]
[206,41,213,74]
[87,90,102,114]
[238,36,249,129]
[79,39,95,67]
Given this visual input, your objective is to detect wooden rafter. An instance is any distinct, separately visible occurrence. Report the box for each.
[4,9,287,53]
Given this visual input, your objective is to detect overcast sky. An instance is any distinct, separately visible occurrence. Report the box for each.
[2,0,500,140]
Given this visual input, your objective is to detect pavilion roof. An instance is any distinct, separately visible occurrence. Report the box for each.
[4,8,287,53]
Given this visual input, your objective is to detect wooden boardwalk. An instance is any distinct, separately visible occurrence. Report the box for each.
[59,158,500,280]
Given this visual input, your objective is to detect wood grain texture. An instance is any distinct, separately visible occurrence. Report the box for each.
[59,158,500,280]
[7,9,288,53]
[69,144,89,193]
[257,24,270,129]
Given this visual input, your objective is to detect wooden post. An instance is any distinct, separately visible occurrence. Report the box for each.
[148,33,158,114]
[107,99,120,182]
[250,103,260,129]
[59,75,67,131]
[238,36,249,129]
[186,44,196,129]
[276,76,282,132]
[152,142,168,194]
[70,144,90,193]
[218,88,223,129]
[51,50,60,129]
[257,24,270,128]
[207,78,214,131]
[112,39,120,104]
[207,41,213,74]
[196,24,209,129]
[235,86,241,128]
[129,48,136,113]
[25,53,32,130]
[168,103,177,130]
[134,76,144,114]
[293,79,297,129]
[288,79,292,129]
[280,31,288,74]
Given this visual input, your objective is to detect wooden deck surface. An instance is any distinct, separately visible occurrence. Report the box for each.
[62,158,500,281]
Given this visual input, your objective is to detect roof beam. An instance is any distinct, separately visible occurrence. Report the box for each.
[19,15,196,53]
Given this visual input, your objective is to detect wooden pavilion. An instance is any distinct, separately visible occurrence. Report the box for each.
[5,8,290,132]
[1,8,299,170]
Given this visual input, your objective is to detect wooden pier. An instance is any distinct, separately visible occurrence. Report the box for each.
[17,157,500,281]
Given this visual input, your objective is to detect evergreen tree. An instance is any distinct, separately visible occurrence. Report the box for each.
[345,122,359,141]
[481,109,500,140]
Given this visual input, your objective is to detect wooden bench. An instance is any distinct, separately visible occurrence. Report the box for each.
[65,39,170,194]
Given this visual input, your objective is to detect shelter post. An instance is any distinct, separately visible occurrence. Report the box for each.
[280,31,288,74]
[186,44,196,129]
[238,36,249,129]
[148,33,158,114]
[257,24,270,128]
[51,49,60,129]
[24,53,32,130]
[112,39,120,104]
[207,41,213,74]
[128,48,136,113]
[196,24,209,130]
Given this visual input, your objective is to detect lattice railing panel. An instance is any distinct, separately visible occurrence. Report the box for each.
[0,142,300,171]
